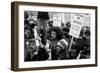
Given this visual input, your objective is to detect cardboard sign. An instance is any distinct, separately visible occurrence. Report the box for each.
[69,14,84,38]
[83,14,90,27]
[53,13,62,27]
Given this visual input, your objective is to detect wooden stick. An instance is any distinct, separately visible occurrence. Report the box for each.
[69,36,74,52]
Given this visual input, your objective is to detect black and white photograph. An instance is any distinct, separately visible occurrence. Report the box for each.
[11,1,97,71]
[24,11,91,61]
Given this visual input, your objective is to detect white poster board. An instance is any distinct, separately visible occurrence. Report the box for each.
[69,14,84,38]
[53,13,62,27]
[83,14,90,27]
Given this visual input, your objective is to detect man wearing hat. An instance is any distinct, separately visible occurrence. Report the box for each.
[37,12,49,45]
[31,11,50,61]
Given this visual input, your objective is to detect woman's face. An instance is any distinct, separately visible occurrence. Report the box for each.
[51,31,56,40]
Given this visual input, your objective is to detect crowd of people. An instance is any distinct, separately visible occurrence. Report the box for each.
[24,11,90,61]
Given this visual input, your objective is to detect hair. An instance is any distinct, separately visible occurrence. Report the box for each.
[48,20,53,26]
[51,26,64,41]
[85,29,90,36]
[62,27,69,33]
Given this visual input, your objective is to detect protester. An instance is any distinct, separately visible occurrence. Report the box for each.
[50,26,69,60]
[24,11,91,61]
[31,11,50,61]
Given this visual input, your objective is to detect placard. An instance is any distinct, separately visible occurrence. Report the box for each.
[69,14,84,38]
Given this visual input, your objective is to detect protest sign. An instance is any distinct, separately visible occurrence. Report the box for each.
[53,13,62,27]
[69,14,84,38]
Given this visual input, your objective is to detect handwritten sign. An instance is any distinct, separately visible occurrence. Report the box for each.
[53,14,62,27]
[69,14,84,38]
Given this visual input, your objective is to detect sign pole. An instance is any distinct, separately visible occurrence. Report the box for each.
[68,14,84,52]
[68,36,74,52]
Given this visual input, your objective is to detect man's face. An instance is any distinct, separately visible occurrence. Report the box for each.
[51,31,56,40]
[29,40,38,52]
